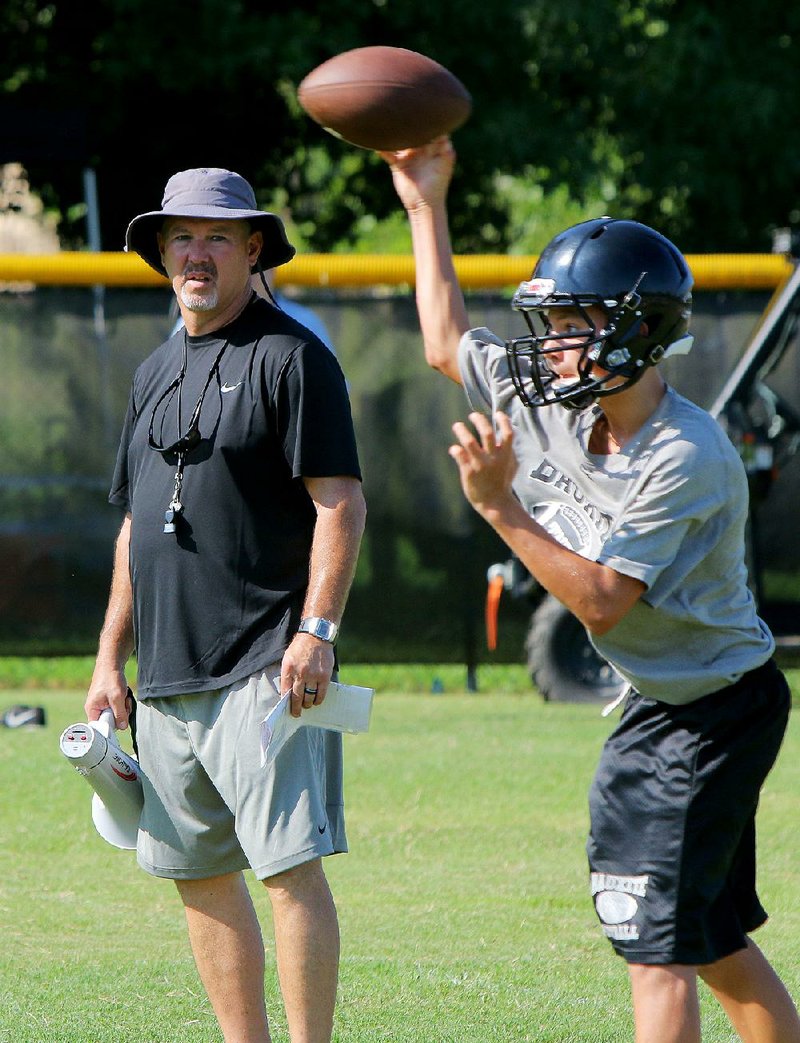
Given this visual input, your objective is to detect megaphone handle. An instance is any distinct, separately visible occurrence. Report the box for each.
[93,707,118,742]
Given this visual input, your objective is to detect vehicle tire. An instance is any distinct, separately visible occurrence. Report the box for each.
[526,594,626,703]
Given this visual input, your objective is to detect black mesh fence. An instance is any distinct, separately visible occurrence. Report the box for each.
[1,285,798,662]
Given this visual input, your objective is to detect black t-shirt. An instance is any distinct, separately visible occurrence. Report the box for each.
[110,296,361,699]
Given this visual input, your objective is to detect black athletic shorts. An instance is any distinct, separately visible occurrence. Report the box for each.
[586,659,790,966]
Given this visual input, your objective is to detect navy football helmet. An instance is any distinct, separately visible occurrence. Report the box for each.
[506,218,694,410]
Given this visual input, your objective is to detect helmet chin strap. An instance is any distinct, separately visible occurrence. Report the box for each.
[549,370,600,410]
[559,387,598,411]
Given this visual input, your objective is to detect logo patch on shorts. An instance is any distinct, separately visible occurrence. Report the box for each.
[590,872,649,941]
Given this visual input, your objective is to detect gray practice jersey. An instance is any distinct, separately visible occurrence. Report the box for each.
[459,328,774,704]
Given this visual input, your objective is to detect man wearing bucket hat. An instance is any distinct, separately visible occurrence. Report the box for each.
[86,167,365,1043]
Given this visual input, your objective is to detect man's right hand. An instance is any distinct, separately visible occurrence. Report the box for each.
[85,669,131,730]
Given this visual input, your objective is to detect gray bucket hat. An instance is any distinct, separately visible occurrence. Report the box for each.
[125,167,296,276]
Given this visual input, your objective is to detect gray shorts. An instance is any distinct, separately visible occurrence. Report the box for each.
[134,666,347,880]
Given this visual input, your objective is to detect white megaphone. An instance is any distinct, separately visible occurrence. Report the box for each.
[59,708,144,850]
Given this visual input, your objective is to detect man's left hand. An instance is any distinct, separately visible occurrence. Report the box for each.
[280,634,335,718]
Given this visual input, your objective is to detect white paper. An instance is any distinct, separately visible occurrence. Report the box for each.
[260,679,374,766]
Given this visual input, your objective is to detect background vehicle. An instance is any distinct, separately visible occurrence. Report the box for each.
[486,252,800,702]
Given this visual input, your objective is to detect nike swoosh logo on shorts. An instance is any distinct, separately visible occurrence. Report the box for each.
[221,382,242,393]
[318,823,327,834]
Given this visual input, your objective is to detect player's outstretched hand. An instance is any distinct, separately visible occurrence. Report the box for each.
[378,136,456,214]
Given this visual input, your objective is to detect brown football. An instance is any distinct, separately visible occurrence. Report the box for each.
[297,46,472,151]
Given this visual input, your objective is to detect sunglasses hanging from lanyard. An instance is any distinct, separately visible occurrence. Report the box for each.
[148,332,230,534]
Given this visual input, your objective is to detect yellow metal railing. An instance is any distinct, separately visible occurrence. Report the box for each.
[0,251,793,290]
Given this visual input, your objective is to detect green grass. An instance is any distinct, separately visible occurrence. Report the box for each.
[2,686,800,1042]
[0,658,534,694]
[2,658,799,698]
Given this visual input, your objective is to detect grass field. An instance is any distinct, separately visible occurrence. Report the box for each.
[2,671,800,1042]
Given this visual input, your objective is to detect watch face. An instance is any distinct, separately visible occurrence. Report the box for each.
[301,618,337,642]
[319,620,338,642]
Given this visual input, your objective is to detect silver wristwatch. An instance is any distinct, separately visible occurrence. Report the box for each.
[298,616,339,644]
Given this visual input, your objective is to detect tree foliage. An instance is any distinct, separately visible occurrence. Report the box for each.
[1,0,799,253]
